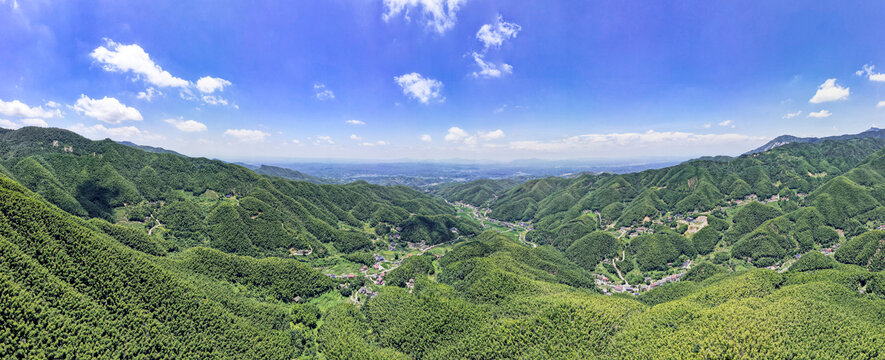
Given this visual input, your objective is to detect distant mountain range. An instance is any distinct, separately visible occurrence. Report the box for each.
[745,127,885,154]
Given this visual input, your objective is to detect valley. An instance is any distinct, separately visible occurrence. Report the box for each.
[1,126,884,358]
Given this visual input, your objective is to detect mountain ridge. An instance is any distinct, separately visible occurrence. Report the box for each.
[745,127,885,154]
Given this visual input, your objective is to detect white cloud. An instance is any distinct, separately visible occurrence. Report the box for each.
[45,101,60,108]
[420,134,433,142]
[508,130,765,152]
[878,101,885,108]
[718,120,735,128]
[90,39,189,88]
[196,76,232,93]
[809,78,849,103]
[702,123,712,128]
[476,15,521,49]
[471,52,512,79]
[346,119,365,125]
[445,126,471,143]
[350,134,363,140]
[0,98,61,118]
[68,123,156,141]
[291,139,301,144]
[478,129,505,140]
[136,87,163,101]
[445,127,505,145]
[782,111,802,119]
[315,135,334,145]
[808,109,832,118]
[164,118,207,132]
[224,129,270,142]
[857,64,885,82]
[0,119,17,129]
[382,0,467,34]
[201,95,228,106]
[72,95,142,124]
[360,140,389,146]
[394,72,444,104]
[19,118,48,127]
[314,84,335,101]
[0,118,48,129]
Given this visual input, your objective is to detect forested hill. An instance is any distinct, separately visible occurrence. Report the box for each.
[247,164,339,184]
[489,136,885,229]
[0,126,475,257]
[745,126,885,154]
[429,177,527,206]
[3,126,885,358]
[117,140,186,156]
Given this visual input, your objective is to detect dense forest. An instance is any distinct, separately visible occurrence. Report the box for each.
[1,126,885,358]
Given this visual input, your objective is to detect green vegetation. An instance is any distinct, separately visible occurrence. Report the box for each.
[4,127,885,358]
[790,251,836,272]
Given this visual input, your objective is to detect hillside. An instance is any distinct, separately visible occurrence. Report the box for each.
[745,127,885,154]
[117,140,186,156]
[247,164,338,184]
[2,126,885,358]
[429,177,526,206]
[0,127,474,258]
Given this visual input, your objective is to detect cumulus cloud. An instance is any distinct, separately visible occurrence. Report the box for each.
[382,0,466,34]
[476,15,521,49]
[471,52,512,79]
[90,39,189,88]
[136,87,163,101]
[0,118,48,129]
[0,98,61,118]
[164,118,207,132]
[72,95,142,124]
[394,72,444,104]
[68,123,157,142]
[315,135,334,145]
[196,76,232,93]
[420,134,433,142]
[0,119,16,129]
[350,134,363,140]
[857,64,885,82]
[809,78,849,103]
[314,84,335,101]
[360,140,389,146]
[201,95,228,106]
[445,126,471,143]
[718,120,735,128]
[878,101,885,108]
[445,127,505,145]
[782,111,802,119]
[346,119,365,125]
[702,123,712,128]
[478,129,505,140]
[808,110,832,118]
[508,130,765,152]
[224,129,270,142]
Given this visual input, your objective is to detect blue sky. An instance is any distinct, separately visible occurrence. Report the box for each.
[2,0,885,161]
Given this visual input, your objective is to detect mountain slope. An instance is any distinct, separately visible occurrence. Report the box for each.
[745,127,885,154]
[0,127,464,257]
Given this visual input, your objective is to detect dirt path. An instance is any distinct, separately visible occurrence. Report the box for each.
[612,260,627,284]
[147,213,163,235]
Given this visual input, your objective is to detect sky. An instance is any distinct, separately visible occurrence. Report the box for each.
[2,0,885,162]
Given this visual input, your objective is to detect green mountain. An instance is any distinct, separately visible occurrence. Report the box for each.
[745,126,885,154]
[250,164,339,184]
[430,177,526,206]
[2,126,885,358]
